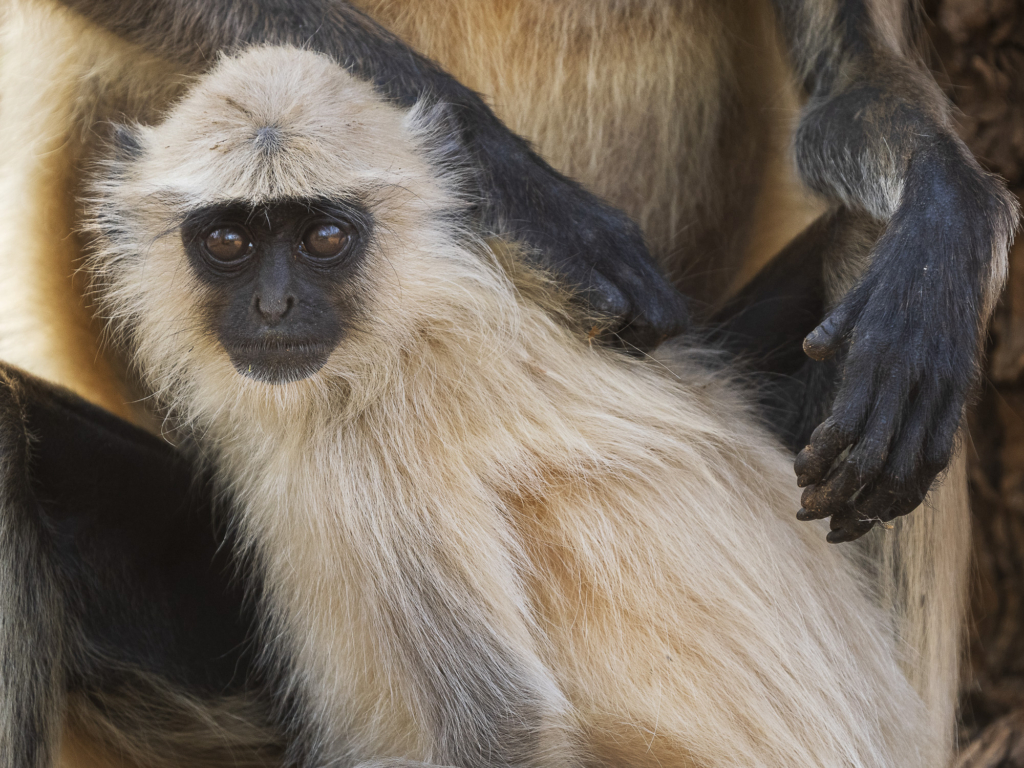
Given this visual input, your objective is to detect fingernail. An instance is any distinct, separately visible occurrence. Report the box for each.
[826,528,854,544]
[803,323,838,361]
[797,508,824,521]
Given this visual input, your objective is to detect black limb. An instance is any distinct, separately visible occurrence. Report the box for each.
[50,0,689,349]
[0,370,66,768]
[0,363,274,765]
[767,0,1020,541]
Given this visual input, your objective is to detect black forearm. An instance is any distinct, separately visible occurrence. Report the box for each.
[55,0,502,173]
[769,0,916,94]
[771,0,956,213]
[55,0,628,262]
[50,0,688,346]
[56,0,430,98]
[766,0,1020,540]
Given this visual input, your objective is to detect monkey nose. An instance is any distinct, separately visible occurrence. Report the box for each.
[255,294,295,324]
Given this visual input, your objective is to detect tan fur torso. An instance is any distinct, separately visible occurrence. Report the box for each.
[0,0,818,423]
[353,0,822,299]
[76,47,940,766]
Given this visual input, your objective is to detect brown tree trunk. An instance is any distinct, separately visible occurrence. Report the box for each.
[923,1,1024,763]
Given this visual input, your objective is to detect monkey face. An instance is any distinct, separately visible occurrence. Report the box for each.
[180,199,372,384]
[87,46,493,419]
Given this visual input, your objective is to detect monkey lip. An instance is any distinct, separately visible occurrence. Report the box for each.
[224,341,333,384]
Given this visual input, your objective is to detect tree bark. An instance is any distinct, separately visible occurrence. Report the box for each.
[924,0,1024,763]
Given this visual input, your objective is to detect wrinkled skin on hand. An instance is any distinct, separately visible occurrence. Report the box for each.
[497,164,690,351]
[794,138,1017,543]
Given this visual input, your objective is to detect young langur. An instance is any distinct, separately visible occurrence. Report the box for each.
[0,0,1011,762]
[66,44,945,768]
[2,0,1017,535]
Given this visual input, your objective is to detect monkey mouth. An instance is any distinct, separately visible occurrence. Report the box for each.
[224,341,333,384]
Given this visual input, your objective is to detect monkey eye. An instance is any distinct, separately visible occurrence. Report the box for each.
[301,222,352,261]
[203,226,253,263]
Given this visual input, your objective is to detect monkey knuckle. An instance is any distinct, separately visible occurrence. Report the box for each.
[826,416,859,448]
[796,450,834,486]
[851,451,885,485]
[800,484,825,512]
[793,449,819,483]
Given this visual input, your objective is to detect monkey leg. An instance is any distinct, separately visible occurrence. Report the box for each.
[0,367,66,768]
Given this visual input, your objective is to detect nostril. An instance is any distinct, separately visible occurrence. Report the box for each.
[256,295,295,324]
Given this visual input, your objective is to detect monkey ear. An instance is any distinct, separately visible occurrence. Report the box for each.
[109,123,144,162]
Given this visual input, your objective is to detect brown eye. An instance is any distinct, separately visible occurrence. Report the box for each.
[302,223,351,260]
[204,227,252,263]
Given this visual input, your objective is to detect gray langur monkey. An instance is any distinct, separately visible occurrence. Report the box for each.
[0,0,1003,764]
[60,44,957,768]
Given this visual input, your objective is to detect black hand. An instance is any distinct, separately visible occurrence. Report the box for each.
[472,128,689,349]
[794,138,1016,542]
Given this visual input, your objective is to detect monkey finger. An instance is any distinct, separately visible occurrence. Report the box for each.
[803,304,855,361]
[795,342,899,488]
[577,270,631,320]
[614,300,688,351]
[834,377,907,477]
[839,383,943,523]
[826,516,877,544]
[848,483,913,526]
[800,462,862,517]
[797,504,827,521]
[878,492,921,523]
[919,396,964,480]
[795,419,856,487]
[599,264,689,348]
[880,385,953,505]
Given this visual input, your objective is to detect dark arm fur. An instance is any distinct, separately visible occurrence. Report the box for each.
[0,363,277,767]
[0,370,65,768]
[50,0,688,349]
[771,0,1019,541]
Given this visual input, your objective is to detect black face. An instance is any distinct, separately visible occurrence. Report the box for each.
[180,199,371,383]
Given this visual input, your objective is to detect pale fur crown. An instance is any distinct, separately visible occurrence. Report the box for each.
[122,45,454,204]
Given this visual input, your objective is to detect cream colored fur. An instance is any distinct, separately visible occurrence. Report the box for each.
[87,47,940,768]
[0,0,186,421]
[0,1,972,764]
[350,0,767,299]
